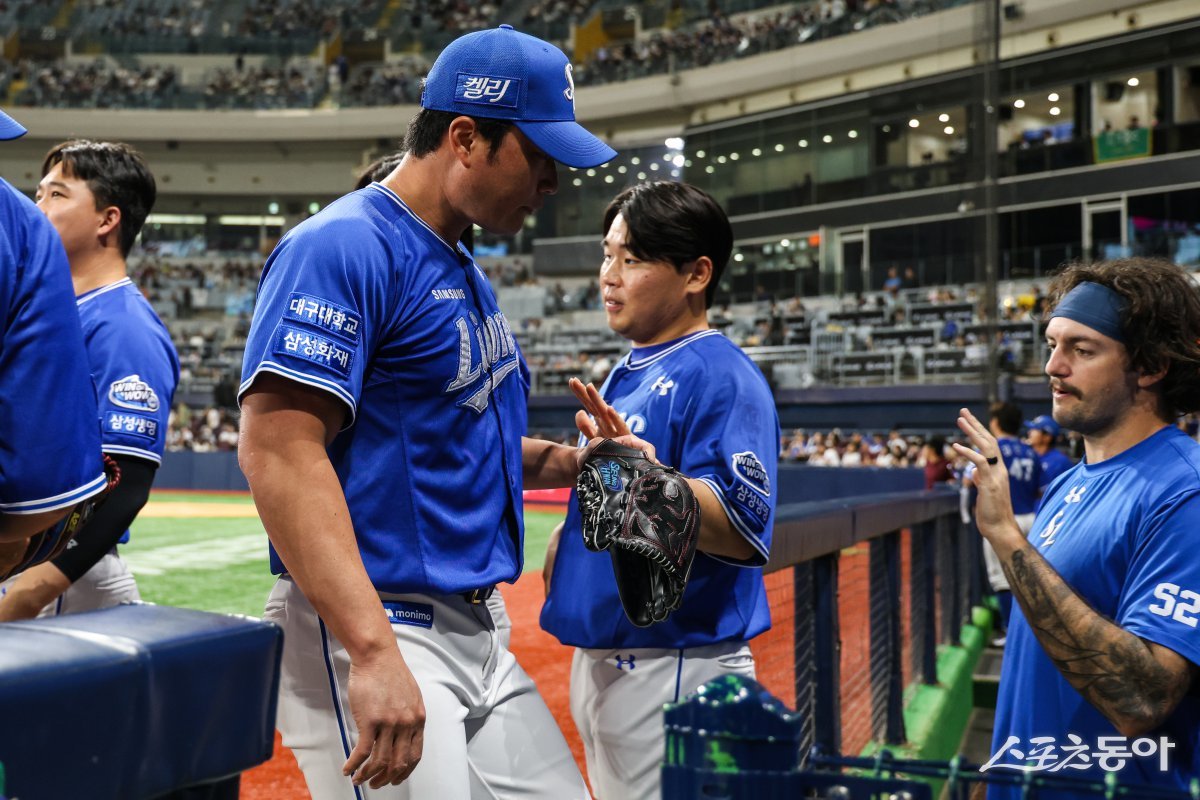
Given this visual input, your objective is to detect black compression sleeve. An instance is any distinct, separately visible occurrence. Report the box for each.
[51,456,157,583]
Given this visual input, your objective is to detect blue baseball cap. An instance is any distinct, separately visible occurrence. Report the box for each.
[0,108,27,140]
[421,24,617,169]
[1025,414,1060,437]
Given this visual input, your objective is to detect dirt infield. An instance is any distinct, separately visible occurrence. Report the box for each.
[140,501,260,518]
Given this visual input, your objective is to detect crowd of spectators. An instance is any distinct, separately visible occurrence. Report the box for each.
[204,64,321,109]
[6,0,957,109]
[14,59,181,109]
[575,0,947,87]
[234,0,383,40]
[523,0,592,34]
[75,0,211,39]
[578,6,815,86]
[167,404,241,452]
[783,428,961,470]
[412,0,498,34]
[339,60,427,107]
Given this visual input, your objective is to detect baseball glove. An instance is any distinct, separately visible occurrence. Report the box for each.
[0,455,121,582]
[576,439,700,627]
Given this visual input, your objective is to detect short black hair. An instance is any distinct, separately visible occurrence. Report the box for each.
[989,401,1022,435]
[601,181,733,309]
[42,140,156,258]
[354,151,405,190]
[402,108,512,161]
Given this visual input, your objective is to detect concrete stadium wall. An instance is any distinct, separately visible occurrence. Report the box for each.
[158,450,248,492]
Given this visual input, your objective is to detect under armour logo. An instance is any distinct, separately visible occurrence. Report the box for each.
[1039,510,1066,547]
[613,654,636,671]
[1064,485,1086,504]
[651,376,675,396]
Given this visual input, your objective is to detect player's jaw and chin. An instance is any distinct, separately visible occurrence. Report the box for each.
[455,127,557,237]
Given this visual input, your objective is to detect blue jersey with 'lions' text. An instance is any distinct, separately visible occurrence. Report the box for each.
[541,329,779,649]
[0,178,106,515]
[989,426,1200,799]
[239,183,529,595]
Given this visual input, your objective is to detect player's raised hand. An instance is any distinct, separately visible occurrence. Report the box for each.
[570,377,630,440]
[951,407,1018,541]
[343,649,426,789]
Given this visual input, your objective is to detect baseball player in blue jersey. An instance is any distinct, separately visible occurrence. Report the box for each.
[0,110,108,582]
[974,401,1041,630]
[1025,413,1074,490]
[539,181,780,800]
[238,26,617,798]
[0,140,178,621]
[957,258,1200,798]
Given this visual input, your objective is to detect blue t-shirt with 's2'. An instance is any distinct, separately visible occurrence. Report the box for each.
[239,184,529,595]
[989,426,1200,799]
[0,178,106,516]
[540,330,779,649]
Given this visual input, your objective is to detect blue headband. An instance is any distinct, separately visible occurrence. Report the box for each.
[1048,281,1127,343]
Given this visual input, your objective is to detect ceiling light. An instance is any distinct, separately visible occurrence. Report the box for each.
[848,130,858,139]
[630,157,640,165]
[572,178,582,186]
[734,253,744,262]
[730,152,740,160]
[944,125,955,134]
[705,166,715,174]
[696,149,706,158]
[938,113,949,122]
[617,165,627,174]
[1013,99,1025,108]
[798,139,808,147]
[1127,77,1139,87]
[1048,92,1060,102]
[751,148,762,157]
[665,136,684,150]
[909,118,920,128]
[774,143,785,152]
[637,172,646,180]
[672,155,685,167]
[822,134,833,143]
[1049,106,1061,116]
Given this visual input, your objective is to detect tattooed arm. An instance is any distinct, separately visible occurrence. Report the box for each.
[997,539,1197,736]
[953,408,1198,736]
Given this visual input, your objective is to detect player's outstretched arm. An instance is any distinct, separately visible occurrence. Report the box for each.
[954,407,1198,736]
[239,374,425,789]
[571,378,755,561]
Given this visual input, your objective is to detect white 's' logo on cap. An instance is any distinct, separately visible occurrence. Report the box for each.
[564,64,575,109]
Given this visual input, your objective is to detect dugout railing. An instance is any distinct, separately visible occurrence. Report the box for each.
[757,487,979,762]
